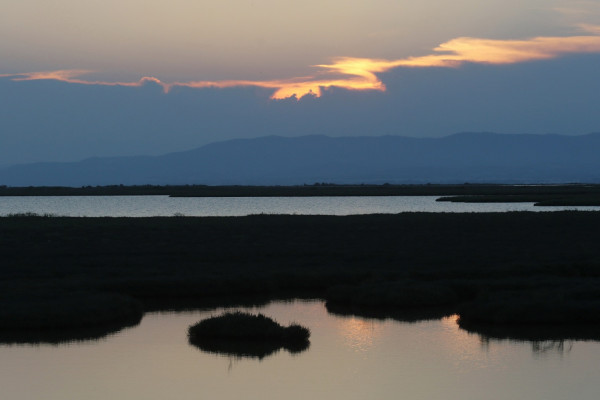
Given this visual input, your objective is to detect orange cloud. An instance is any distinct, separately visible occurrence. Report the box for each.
[422,34,600,65]
[4,26,600,100]
[169,73,385,100]
[9,70,164,89]
[10,70,94,81]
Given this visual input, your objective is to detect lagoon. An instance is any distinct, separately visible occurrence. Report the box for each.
[1,300,598,400]
[1,195,598,217]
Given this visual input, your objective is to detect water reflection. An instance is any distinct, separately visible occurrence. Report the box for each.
[325,301,600,355]
[1,195,598,217]
[2,301,600,400]
[479,336,574,358]
[531,341,573,356]
[336,317,382,353]
[3,299,599,356]
[457,317,600,343]
[189,337,310,360]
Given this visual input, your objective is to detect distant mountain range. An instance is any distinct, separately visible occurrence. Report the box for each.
[1,132,600,186]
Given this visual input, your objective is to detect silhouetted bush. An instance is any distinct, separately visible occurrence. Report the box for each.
[189,312,309,340]
[188,312,310,359]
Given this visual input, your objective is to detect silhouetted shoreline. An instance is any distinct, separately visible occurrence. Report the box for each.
[1,183,600,199]
[2,211,600,343]
[1,183,599,206]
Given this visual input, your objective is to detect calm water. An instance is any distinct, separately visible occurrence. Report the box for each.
[0,196,598,216]
[0,300,598,400]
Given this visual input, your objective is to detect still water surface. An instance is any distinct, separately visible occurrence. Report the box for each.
[1,300,598,400]
[0,196,598,216]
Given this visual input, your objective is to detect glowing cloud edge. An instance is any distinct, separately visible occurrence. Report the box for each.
[3,25,600,100]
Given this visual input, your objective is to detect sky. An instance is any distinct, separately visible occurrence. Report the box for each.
[2,0,600,165]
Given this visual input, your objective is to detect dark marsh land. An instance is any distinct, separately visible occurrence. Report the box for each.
[1,183,599,202]
[2,183,600,206]
[2,211,600,343]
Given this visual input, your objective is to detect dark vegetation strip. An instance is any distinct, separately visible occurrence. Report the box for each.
[437,194,600,206]
[2,212,600,342]
[535,197,600,206]
[2,183,600,197]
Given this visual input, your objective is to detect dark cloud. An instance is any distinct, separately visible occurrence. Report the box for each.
[1,54,599,166]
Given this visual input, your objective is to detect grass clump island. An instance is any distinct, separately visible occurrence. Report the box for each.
[188,312,310,359]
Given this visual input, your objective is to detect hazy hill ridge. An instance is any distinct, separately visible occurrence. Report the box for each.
[1,132,600,186]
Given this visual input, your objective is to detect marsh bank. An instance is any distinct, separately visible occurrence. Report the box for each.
[2,211,600,342]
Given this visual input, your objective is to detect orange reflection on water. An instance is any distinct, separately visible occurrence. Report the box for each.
[336,316,383,353]
[438,314,505,371]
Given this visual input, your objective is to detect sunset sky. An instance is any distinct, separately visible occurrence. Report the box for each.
[2,0,600,165]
